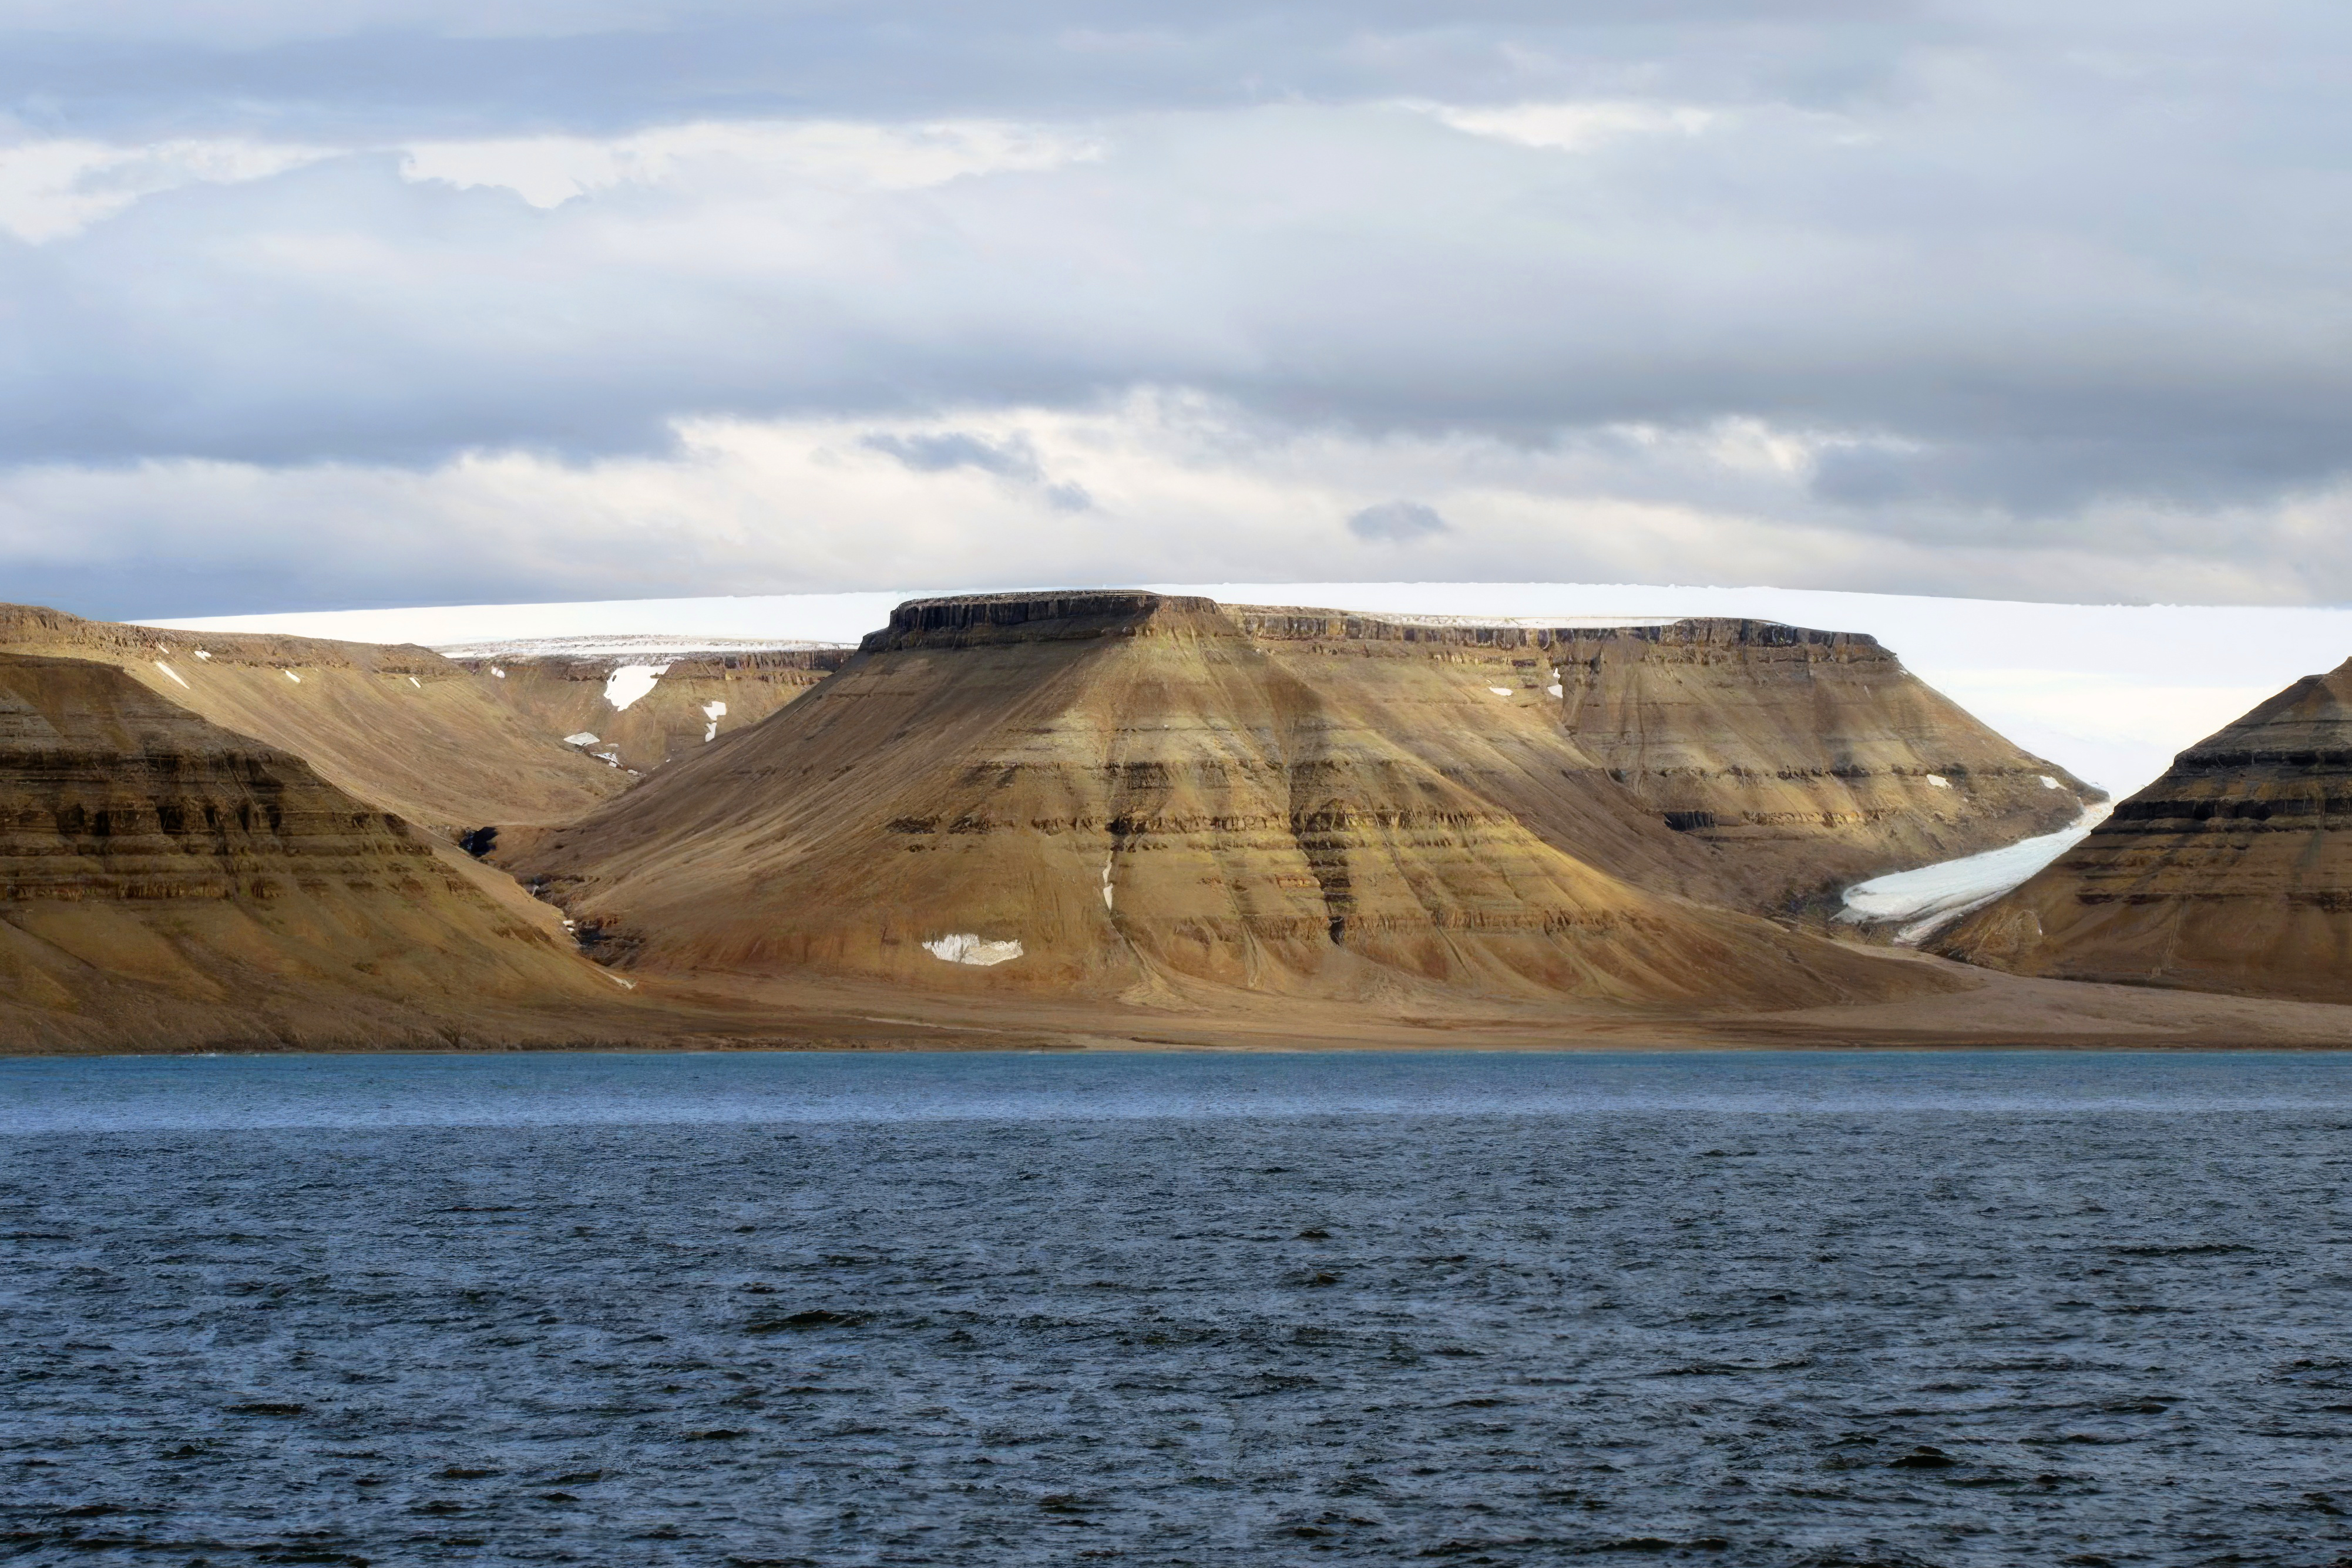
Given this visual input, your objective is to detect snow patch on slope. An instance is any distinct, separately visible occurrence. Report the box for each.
[923,933,1024,967]
[603,664,670,711]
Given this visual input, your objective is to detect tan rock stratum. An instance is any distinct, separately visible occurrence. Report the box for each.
[1938,657,2352,1000]
[1234,606,2097,911]
[0,652,639,1049]
[453,647,850,776]
[515,591,2078,1011]
[12,589,2341,1051]
[0,603,625,835]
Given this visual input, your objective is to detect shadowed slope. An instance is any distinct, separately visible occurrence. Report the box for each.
[515,594,1953,1011]
[0,654,637,1049]
[1938,658,2352,1000]
[0,604,626,835]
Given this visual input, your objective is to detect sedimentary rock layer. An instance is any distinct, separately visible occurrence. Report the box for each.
[1938,658,2352,1000]
[0,652,631,1048]
[451,647,852,776]
[0,604,625,835]
[1235,608,2097,911]
[514,593,1954,1010]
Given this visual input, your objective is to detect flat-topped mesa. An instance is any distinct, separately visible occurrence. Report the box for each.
[1231,607,2097,910]
[1937,658,2352,1000]
[867,591,1225,651]
[0,653,629,1049]
[513,591,1957,1012]
[0,603,627,835]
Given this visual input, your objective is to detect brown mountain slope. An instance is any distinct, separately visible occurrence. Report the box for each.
[0,604,626,835]
[450,645,851,776]
[510,593,1956,1011]
[1937,658,2352,1001]
[1235,610,2094,911]
[0,653,647,1049]
[1548,618,2096,900]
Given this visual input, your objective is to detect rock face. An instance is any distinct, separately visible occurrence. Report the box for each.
[1937,658,2352,1000]
[450,644,852,776]
[1235,609,2095,911]
[0,653,631,1049]
[0,604,626,835]
[1546,617,2098,905]
[513,593,1956,1011]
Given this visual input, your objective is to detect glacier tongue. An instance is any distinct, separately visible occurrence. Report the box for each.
[1840,805,2111,945]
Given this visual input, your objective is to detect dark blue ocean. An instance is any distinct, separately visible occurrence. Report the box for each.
[5,1050,2352,1566]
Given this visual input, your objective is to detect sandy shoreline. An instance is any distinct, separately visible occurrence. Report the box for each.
[20,950,2352,1055]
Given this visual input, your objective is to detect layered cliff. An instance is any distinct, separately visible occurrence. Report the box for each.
[512,593,1953,1011]
[0,604,626,835]
[1937,658,2352,1000]
[0,653,636,1048]
[1232,608,2097,911]
[445,640,852,776]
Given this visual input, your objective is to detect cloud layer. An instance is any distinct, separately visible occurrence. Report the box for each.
[3,1,2349,614]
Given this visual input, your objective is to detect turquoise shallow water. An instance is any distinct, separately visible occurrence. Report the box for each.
[4,1050,2351,1564]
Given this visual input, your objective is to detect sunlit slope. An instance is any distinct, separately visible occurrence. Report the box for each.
[1545,618,2099,906]
[0,654,636,1049]
[1939,659,2352,1000]
[0,604,626,834]
[515,593,1952,1010]
[1237,609,2097,912]
[450,646,851,776]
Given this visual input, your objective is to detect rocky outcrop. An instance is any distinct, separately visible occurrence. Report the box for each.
[0,652,639,1049]
[0,604,627,835]
[1234,608,2099,911]
[1937,658,2352,1000]
[512,593,1957,1011]
[449,644,851,776]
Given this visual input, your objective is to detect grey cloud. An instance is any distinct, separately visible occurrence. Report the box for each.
[11,82,2352,516]
[861,430,1092,508]
[0,2,1926,139]
[861,431,1044,481]
[6,1,2352,607]
[1348,500,1449,542]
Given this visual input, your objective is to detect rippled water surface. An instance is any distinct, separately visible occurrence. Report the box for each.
[6,1050,2352,1566]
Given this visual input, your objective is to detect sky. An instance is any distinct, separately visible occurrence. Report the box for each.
[5,1,2351,618]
